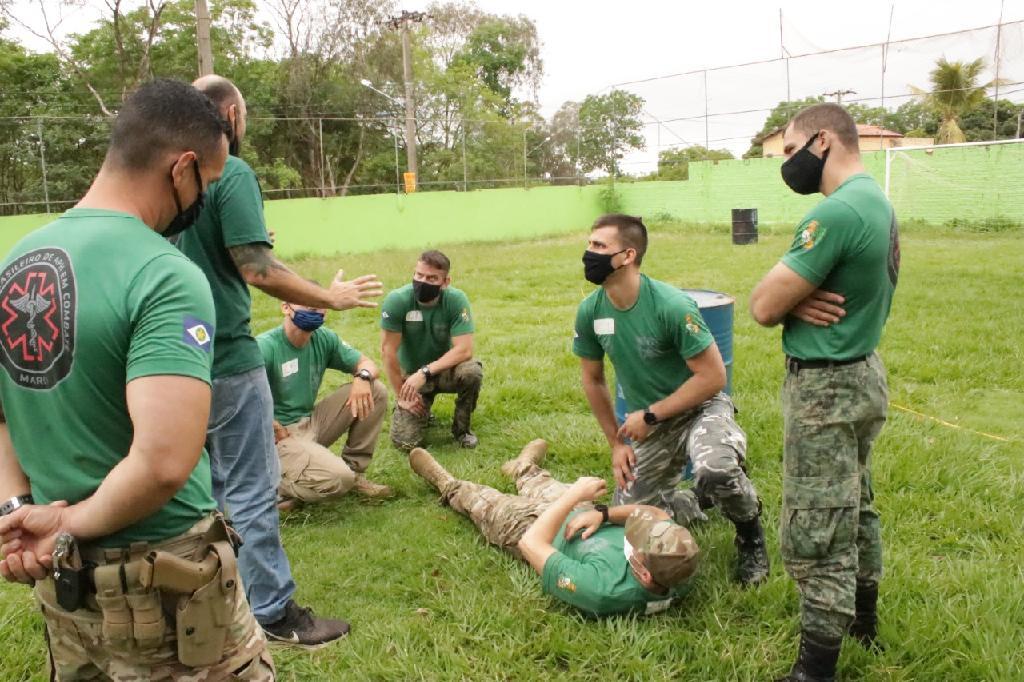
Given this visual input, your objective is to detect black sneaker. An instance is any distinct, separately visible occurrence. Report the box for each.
[262,599,349,649]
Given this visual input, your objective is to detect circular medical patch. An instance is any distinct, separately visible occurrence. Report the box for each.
[0,247,76,389]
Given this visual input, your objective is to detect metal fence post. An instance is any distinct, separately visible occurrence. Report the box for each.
[522,127,528,189]
[393,121,402,195]
[37,118,51,214]
[318,117,326,197]
[576,125,582,186]
[461,124,468,192]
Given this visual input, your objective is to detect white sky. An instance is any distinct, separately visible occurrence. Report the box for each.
[7,0,1024,168]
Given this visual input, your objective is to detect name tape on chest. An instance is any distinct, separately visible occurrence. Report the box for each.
[281,358,299,378]
[406,310,423,322]
[594,318,615,335]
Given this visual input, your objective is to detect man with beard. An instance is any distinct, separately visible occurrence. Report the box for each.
[176,74,382,647]
[381,250,482,451]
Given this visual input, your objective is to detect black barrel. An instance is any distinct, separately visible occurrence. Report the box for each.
[731,208,758,245]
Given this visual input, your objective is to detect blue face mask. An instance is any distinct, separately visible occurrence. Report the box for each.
[290,308,325,332]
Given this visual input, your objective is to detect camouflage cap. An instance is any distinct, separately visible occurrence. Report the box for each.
[624,509,700,587]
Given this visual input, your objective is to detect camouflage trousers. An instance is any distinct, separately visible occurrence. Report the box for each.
[612,392,760,525]
[781,352,888,641]
[34,514,274,681]
[442,464,580,562]
[390,359,483,450]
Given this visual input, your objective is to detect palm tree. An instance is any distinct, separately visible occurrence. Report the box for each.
[913,58,993,144]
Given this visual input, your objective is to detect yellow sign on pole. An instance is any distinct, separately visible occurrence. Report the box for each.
[403,172,417,193]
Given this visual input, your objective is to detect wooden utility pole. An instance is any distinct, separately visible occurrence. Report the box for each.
[387,10,428,190]
[195,0,214,76]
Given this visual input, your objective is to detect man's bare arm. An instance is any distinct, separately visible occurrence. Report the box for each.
[518,477,607,574]
[0,402,31,500]
[750,262,822,327]
[228,243,382,310]
[423,334,473,375]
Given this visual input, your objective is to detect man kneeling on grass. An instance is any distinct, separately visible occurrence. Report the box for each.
[259,299,393,508]
[409,440,699,616]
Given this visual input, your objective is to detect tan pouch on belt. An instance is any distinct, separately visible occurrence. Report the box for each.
[174,541,238,667]
[123,561,165,650]
[92,564,133,644]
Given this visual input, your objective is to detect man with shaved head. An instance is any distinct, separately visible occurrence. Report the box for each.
[175,74,382,647]
[752,103,899,681]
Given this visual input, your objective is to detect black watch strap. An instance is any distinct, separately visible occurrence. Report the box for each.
[594,503,609,524]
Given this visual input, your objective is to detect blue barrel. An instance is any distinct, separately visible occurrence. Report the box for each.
[614,288,735,479]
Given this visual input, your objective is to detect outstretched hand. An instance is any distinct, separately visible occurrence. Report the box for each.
[328,269,384,310]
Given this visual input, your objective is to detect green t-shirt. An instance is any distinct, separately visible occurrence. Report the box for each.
[174,155,271,379]
[0,209,217,548]
[257,325,362,425]
[541,514,689,617]
[379,284,474,374]
[780,174,900,360]
[573,275,714,413]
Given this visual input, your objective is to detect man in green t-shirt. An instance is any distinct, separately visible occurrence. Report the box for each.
[409,440,699,617]
[573,214,769,588]
[258,300,392,506]
[380,250,482,450]
[0,80,272,679]
[177,75,380,646]
[751,103,898,682]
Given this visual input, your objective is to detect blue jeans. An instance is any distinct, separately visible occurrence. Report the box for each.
[208,367,295,624]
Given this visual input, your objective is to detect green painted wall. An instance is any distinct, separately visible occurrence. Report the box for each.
[265,184,602,257]
[1,144,1018,258]
[614,143,1023,227]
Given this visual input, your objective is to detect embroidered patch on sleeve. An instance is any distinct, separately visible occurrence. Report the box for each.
[183,316,213,352]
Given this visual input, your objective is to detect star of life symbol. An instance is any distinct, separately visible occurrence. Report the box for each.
[10,283,51,354]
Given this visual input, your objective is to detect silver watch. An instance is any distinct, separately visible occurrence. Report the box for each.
[0,494,33,517]
[355,368,374,383]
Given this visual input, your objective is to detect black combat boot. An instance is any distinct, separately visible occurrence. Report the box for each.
[776,632,841,682]
[848,583,883,652]
[733,514,769,586]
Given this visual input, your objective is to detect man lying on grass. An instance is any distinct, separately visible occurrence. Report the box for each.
[409,439,699,617]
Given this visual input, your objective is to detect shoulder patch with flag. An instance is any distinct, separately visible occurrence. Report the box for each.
[799,220,825,250]
[183,316,213,352]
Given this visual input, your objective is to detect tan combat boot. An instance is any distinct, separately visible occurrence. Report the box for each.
[500,438,548,479]
[409,448,456,493]
[353,474,394,499]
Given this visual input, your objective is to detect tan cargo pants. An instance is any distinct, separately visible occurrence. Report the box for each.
[35,514,274,681]
[277,381,388,502]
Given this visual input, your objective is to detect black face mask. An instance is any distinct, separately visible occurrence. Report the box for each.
[582,249,627,285]
[412,279,442,303]
[164,161,205,238]
[780,131,829,195]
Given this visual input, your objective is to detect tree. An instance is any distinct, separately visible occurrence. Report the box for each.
[912,57,995,144]
[655,145,733,181]
[452,15,541,114]
[744,96,823,158]
[576,89,645,176]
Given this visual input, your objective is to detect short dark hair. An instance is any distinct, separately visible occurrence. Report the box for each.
[419,250,450,273]
[789,103,859,151]
[592,213,648,265]
[107,78,227,171]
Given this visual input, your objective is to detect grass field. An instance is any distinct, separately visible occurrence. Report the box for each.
[1,225,1022,681]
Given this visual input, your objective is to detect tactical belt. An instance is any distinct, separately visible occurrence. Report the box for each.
[49,513,242,666]
[786,354,868,373]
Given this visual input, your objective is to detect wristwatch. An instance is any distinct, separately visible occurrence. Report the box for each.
[593,503,609,524]
[355,368,374,383]
[0,494,33,517]
[420,365,432,379]
[643,408,658,425]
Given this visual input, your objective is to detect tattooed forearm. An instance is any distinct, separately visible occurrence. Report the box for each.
[228,243,290,280]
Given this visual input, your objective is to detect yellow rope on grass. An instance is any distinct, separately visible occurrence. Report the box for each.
[891,402,1017,443]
